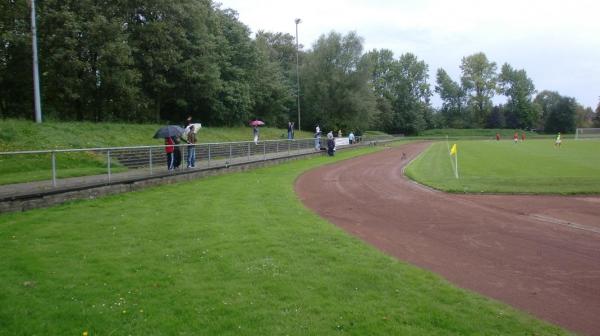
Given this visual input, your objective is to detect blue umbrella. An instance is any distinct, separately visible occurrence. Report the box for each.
[153,125,184,139]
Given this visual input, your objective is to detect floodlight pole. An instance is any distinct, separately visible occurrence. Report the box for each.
[295,18,301,131]
[30,0,42,123]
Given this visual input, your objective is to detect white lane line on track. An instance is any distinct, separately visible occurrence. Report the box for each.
[529,214,600,235]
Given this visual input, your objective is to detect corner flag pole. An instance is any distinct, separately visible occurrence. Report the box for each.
[450,143,459,179]
[455,150,459,179]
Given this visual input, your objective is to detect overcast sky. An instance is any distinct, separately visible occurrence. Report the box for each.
[217,0,599,109]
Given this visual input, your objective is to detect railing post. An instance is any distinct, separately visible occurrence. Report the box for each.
[208,144,211,167]
[107,149,111,183]
[263,142,266,160]
[51,151,57,187]
[248,143,251,161]
[229,143,232,165]
[149,148,153,175]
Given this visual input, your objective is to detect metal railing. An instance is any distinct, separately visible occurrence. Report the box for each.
[0,137,363,192]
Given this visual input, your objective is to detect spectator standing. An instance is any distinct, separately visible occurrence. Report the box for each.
[173,136,182,169]
[287,121,293,140]
[291,122,295,139]
[253,125,260,144]
[327,131,335,156]
[348,131,355,144]
[315,124,321,150]
[187,125,197,168]
[165,137,175,170]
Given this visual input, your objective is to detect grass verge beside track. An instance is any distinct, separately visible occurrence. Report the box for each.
[0,146,570,335]
[405,139,600,194]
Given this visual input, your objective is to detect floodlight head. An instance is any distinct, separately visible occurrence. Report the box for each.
[295,18,302,24]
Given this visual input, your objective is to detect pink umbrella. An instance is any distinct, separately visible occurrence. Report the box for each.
[249,120,265,126]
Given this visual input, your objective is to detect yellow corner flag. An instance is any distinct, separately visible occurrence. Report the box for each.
[450,143,457,156]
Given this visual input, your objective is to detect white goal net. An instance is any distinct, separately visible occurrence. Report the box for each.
[575,128,600,140]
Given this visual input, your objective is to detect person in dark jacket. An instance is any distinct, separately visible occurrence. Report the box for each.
[173,136,182,169]
[326,131,335,156]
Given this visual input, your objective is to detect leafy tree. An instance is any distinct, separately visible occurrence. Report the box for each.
[534,90,561,130]
[486,105,506,128]
[362,50,431,134]
[0,0,33,118]
[574,105,594,128]
[252,32,296,127]
[38,0,142,121]
[435,68,467,128]
[362,49,397,131]
[544,95,577,133]
[460,52,497,127]
[301,31,375,133]
[255,31,297,79]
[390,53,432,134]
[498,63,536,129]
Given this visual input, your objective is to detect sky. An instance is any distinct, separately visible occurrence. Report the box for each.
[216,0,600,109]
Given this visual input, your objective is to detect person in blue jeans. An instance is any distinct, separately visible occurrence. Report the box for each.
[287,121,293,140]
[186,125,197,168]
[314,124,321,150]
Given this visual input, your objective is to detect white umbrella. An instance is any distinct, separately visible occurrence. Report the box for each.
[183,123,202,138]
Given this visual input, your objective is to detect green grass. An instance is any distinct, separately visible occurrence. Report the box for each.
[0,147,570,335]
[0,119,315,151]
[418,128,550,138]
[405,139,600,194]
[0,119,315,185]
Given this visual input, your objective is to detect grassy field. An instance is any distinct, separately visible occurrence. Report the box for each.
[417,128,555,138]
[405,139,600,194]
[0,147,569,335]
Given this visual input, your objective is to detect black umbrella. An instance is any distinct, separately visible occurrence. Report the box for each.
[153,125,185,139]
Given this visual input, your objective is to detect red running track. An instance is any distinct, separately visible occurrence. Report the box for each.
[295,142,600,335]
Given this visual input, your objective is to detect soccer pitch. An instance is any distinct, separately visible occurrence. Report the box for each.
[405,139,600,194]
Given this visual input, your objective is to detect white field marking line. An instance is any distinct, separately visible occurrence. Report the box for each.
[401,149,439,194]
[529,214,600,235]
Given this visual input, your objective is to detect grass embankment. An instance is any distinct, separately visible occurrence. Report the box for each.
[405,139,600,194]
[0,119,315,151]
[0,119,314,185]
[0,147,569,335]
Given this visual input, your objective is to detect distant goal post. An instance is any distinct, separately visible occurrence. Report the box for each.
[575,128,600,140]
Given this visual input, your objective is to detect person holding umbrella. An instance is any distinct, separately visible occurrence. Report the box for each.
[249,120,264,144]
[153,125,185,171]
[253,125,259,144]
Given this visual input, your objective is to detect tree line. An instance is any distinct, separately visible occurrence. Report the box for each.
[2,0,598,133]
